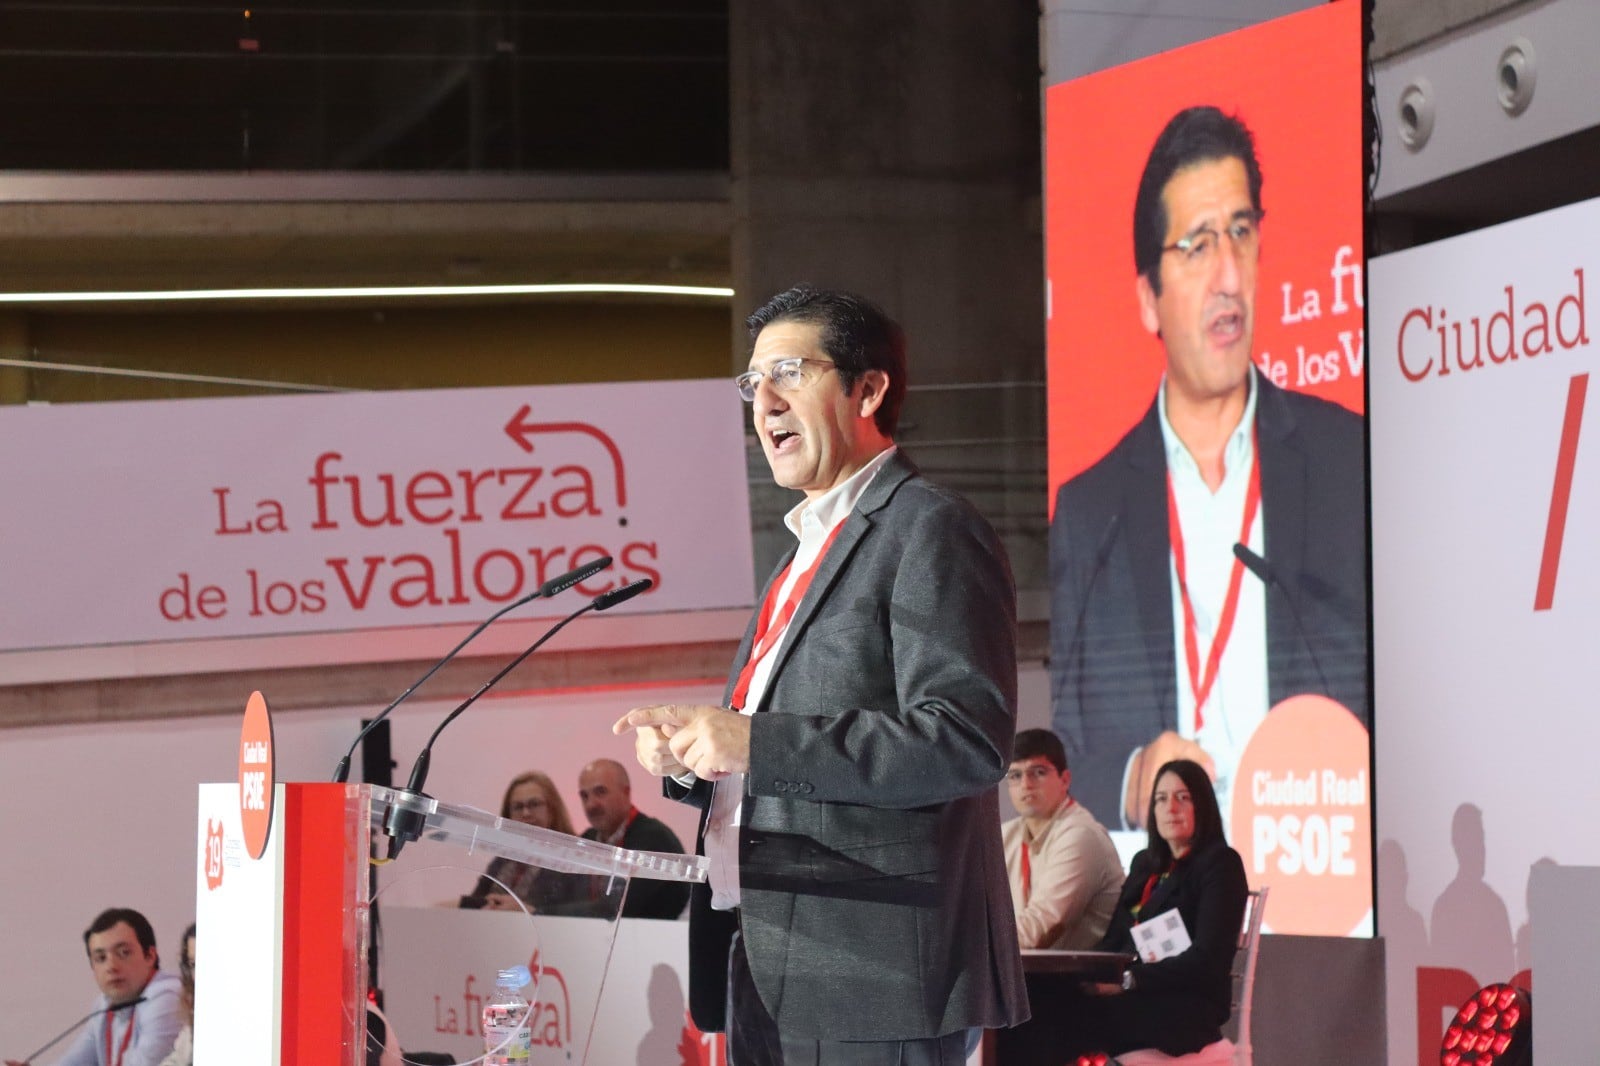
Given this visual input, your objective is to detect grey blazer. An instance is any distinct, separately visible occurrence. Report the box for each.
[673,449,1028,1041]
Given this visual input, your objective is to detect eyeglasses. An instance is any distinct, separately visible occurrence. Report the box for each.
[1005,765,1058,785]
[90,944,140,965]
[1161,210,1264,269]
[735,357,838,402]
[508,798,547,816]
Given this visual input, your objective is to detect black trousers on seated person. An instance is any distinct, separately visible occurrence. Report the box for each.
[994,973,1224,1065]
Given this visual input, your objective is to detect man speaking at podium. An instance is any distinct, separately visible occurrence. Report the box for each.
[616,287,1026,1065]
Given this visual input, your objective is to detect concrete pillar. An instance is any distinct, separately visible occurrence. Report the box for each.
[730,0,1046,585]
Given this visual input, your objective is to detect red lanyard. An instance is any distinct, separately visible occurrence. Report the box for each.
[1133,864,1173,918]
[1166,430,1260,732]
[590,807,644,900]
[609,806,640,845]
[104,1007,136,1066]
[729,522,845,710]
[1018,799,1071,905]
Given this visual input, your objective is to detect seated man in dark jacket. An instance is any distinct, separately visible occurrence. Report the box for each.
[575,758,689,919]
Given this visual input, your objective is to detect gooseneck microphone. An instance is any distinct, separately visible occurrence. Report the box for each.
[20,995,150,1064]
[381,577,654,858]
[1232,542,1331,699]
[331,556,615,783]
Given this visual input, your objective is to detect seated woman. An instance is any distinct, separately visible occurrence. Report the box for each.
[157,923,196,1066]
[997,758,1249,1063]
[460,770,582,913]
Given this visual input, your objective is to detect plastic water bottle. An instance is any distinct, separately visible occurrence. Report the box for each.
[481,964,533,1064]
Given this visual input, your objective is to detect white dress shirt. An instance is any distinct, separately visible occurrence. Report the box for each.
[57,969,184,1066]
[702,445,899,910]
[1156,375,1267,825]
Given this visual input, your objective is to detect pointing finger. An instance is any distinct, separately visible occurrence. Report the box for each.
[613,704,689,735]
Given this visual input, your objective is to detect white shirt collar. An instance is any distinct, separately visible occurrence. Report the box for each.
[1157,369,1259,477]
[781,445,899,541]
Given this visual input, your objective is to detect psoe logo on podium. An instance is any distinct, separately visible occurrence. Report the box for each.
[239,690,276,860]
[1232,694,1371,934]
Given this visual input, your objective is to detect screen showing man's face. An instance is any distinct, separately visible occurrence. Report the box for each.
[1045,0,1370,939]
[1137,156,1260,409]
[87,921,157,1005]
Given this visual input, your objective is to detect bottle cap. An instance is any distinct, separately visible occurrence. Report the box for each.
[497,964,532,989]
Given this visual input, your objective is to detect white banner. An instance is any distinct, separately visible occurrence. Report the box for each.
[1370,196,1600,1064]
[193,782,286,1066]
[380,908,723,1065]
[0,381,753,651]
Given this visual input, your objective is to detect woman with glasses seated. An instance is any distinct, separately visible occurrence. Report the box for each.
[460,770,582,913]
[998,758,1248,1064]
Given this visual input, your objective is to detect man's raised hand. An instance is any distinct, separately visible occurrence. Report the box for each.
[614,704,751,780]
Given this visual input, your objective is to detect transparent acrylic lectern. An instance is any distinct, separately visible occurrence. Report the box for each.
[193,781,706,1066]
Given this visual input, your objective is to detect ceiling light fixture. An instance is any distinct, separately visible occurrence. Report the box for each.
[0,282,734,306]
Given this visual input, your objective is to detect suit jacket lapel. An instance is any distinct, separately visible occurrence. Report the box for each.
[1255,375,1307,703]
[1125,402,1178,720]
[1142,866,1181,918]
[1143,845,1207,921]
[747,451,914,710]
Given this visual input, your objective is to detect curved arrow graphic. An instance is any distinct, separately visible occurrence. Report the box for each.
[504,404,628,510]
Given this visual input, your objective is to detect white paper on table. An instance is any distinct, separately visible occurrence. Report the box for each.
[1130,909,1192,962]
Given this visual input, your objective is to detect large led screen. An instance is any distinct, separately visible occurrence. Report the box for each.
[1044,0,1369,936]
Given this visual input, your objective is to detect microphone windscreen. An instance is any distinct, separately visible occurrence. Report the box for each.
[538,555,614,598]
[594,578,653,611]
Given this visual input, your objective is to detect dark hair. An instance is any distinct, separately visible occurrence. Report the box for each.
[179,922,196,973]
[83,907,159,968]
[1144,759,1226,863]
[746,286,908,437]
[1012,728,1068,773]
[179,922,196,1026]
[1132,106,1264,295]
